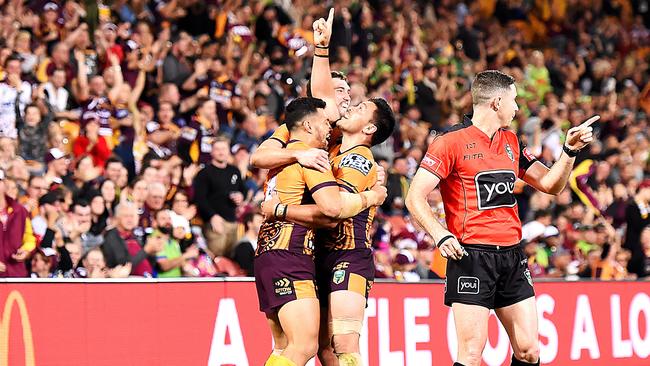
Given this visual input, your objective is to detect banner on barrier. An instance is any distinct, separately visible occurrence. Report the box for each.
[0,281,648,366]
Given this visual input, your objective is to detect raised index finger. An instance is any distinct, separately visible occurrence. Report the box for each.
[327,8,335,27]
[580,115,600,129]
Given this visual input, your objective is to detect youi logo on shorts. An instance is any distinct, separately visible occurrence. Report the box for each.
[474,170,517,210]
[457,276,480,294]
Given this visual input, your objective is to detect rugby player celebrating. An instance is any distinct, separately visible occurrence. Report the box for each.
[406,70,598,366]
[254,95,387,366]
[253,9,396,366]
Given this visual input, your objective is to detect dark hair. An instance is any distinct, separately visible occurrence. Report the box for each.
[4,54,21,68]
[72,199,89,211]
[306,71,347,97]
[242,211,262,231]
[284,97,327,131]
[471,70,515,106]
[369,98,396,146]
[104,156,124,169]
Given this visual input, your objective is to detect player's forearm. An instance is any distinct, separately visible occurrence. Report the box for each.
[284,204,339,228]
[540,152,576,195]
[311,46,340,120]
[250,146,298,169]
[405,194,449,242]
[337,191,379,219]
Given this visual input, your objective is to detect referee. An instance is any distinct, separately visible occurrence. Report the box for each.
[406,70,598,366]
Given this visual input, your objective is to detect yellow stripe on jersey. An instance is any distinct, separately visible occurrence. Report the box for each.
[319,145,378,250]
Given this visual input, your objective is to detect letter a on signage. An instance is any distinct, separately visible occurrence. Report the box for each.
[208,299,249,366]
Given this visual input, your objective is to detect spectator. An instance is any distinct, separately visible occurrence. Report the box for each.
[0,55,32,139]
[43,148,73,188]
[193,137,245,257]
[0,169,36,277]
[17,100,54,164]
[383,155,410,215]
[101,202,162,276]
[625,179,650,277]
[154,210,199,277]
[72,117,112,168]
[232,211,263,276]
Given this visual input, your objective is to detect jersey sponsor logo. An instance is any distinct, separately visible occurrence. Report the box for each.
[457,276,480,294]
[463,153,484,160]
[505,143,515,162]
[522,146,536,161]
[474,170,517,210]
[421,154,442,172]
[273,278,294,296]
[339,153,372,175]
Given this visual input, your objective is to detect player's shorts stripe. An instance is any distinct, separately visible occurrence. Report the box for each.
[310,181,338,195]
[294,280,316,299]
[348,273,367,297]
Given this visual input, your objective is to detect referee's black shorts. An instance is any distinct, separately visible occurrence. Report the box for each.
[444,243,535,309]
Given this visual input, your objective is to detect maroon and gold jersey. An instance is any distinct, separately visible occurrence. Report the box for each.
[420,116,538,246]
[264,124,378,251]
[256,140,338,257]
[318,144,377,250]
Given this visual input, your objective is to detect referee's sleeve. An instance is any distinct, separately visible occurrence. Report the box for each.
[420,136,454,179]
[518,141,538,178]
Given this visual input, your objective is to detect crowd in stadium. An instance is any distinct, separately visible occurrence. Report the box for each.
[0,0,648,281]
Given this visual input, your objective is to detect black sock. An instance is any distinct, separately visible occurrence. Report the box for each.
[511,354,540,366]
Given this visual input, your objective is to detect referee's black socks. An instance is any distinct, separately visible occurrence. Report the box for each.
[511,355,540,366]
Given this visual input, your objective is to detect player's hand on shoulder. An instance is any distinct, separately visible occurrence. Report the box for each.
[296,148,330,172]
[437,232,466,261]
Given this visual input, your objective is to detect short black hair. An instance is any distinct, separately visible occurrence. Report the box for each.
[284,97,326,131]
[471,70,515,106]
[306,71,347,97]
[4,54,21,68]
[369,98,396,146]
[73,199,89,211]
[105,156,124,169]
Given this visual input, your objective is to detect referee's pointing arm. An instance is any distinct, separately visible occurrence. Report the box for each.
[520,115,599,195]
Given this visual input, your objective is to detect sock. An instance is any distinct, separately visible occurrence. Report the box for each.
[270,355,298,366]
[337,352,363,366]
[511,354,540,366]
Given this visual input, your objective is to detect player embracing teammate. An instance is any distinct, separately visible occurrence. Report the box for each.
[251,9,395,366]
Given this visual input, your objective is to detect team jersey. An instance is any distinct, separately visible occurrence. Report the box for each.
[266,124,377,250]
[420,116,537,246]
[317,144,377,250]
[257,140,338,257]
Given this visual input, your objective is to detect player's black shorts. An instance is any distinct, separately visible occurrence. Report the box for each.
[444,244,535,309]
[315,248,374,307]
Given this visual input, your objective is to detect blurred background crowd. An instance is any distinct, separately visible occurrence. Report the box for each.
[0,0,648,281]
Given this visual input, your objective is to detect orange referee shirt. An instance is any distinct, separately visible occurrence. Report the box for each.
[420,116,537,246]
